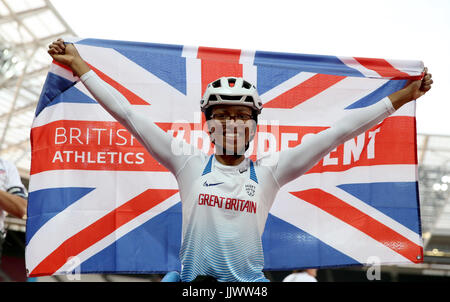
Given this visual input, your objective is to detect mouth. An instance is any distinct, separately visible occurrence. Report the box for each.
[208,120,253,155]
[225,132,243,138]
[224,128,247,144]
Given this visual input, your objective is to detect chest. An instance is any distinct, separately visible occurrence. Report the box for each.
[192,169,262,215]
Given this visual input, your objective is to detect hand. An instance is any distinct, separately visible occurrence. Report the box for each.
[388,67,433,110]
[48,38,90,77]
[48,39,79,66]
[404,67,433,101]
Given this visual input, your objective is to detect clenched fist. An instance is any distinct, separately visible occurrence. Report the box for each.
[48,39,90,77]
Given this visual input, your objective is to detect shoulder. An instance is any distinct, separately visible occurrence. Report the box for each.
[295,273,317,282]
[175,152,210,178]
[254,153,280,169]
[282,274,295,282]
[283,272,317,282]
[0,158,24,185]
[0,158,18,175]
[252,154,281,188]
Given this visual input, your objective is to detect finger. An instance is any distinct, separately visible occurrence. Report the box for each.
[48,48,60,56]
[48,42,60,50]
[411,79,422,89]
[50,44,64,54]
[420,80,433,88]
[424,79,433,85]
[48,45,57,53]
[50,39,65,51]
[420,83,432,92]
[423,67,428,74]
[423,76,432,83]
[49,42,61,50]
[421,73,432,87]
[48,49,62,57]
[56,40,65,49]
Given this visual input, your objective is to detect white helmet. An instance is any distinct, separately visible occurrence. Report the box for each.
[201,77,263,114]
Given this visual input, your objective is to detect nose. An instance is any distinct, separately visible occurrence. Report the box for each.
[226,117,248,125]
[224,119,246,131]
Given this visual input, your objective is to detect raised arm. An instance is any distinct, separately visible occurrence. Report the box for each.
[272,71,433,187]
[48,39,193,175]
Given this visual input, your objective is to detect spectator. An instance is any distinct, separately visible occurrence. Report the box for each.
[283,269,318,282]
[0,158,28,265]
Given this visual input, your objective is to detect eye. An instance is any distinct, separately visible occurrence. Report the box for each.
[237,114,252,120]
[212,113,228,120]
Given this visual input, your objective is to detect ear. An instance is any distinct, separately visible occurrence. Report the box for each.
[206,119,217,145]
[251,123,257,136]
[206,119,215,135]
[248,119,257,140]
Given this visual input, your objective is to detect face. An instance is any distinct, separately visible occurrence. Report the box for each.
[207,105,257,156]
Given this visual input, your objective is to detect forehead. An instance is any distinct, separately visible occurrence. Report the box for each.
[211,105,252,114]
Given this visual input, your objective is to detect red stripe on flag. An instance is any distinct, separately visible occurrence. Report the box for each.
[158,115,417,169]
[264,74,346,109]
[29,189,178,277]
[86,63,150,105]
[353,57,411,79]
[197,46,242,63]
[30,114,416,175]
[197,46,243,95]
[30,120,168,174]
[291,189,423,263]
[52,60,73,72]
[304,116,417,174]
[196,46,243,127]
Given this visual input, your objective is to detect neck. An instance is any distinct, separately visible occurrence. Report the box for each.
[215,154,245,166]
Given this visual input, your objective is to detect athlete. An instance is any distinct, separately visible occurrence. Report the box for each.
[48,39,432,282]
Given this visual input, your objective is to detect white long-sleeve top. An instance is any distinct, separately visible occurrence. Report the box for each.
[0,158,28,232]
[80,70,395,282]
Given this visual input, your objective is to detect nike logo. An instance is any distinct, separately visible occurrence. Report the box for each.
[203,181,224,187]
[239,168,247,174]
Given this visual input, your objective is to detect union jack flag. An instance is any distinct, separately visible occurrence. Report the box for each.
[25,37,424,277]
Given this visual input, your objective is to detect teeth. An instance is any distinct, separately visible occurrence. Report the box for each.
[225,133,241,137]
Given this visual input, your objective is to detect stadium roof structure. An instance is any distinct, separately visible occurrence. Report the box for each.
[0,0,75,177]
[417,134,450,255]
